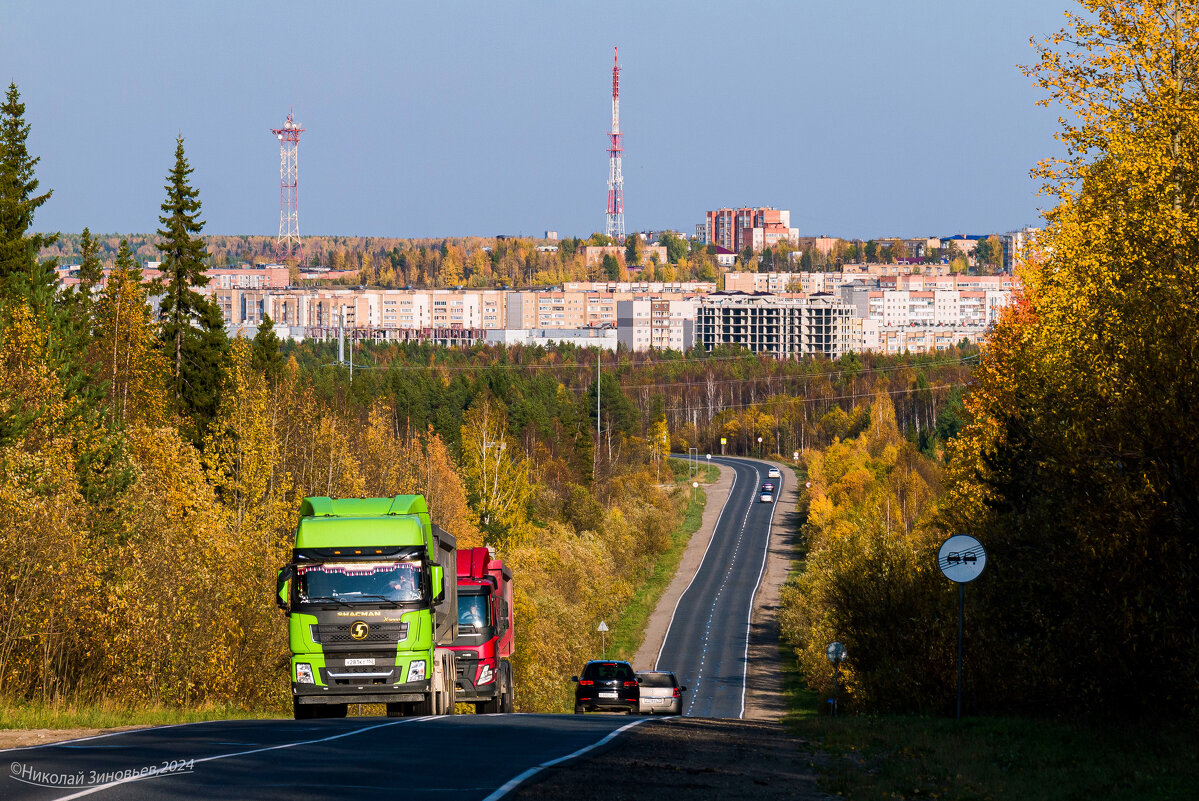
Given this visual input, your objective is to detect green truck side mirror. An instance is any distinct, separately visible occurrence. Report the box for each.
[276,566,294,612]
[431,565,444,603]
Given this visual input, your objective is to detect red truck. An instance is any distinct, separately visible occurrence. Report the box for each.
[449,547,514,712]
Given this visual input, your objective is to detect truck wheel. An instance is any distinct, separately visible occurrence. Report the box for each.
[574,704,584,714]
[322,704,348,719]
[444,684,456,715]
[501,670,514,713]
[293,699,316,720]
[477,695,500,714]
[414,693,435,715]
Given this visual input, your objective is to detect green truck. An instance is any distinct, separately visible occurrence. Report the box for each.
[275,495,458,719]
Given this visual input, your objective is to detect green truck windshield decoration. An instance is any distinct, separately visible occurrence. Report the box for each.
[278,495,458,719]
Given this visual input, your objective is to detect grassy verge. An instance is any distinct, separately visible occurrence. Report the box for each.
[780,495,1199,799]
[0,698,274,730]
[783,697,1199,801]
[607,458,718,661]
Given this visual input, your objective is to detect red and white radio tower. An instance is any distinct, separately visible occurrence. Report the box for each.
[271,109,304,262]
[606,47,625,241]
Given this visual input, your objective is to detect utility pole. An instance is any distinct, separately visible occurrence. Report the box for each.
[595,351,602,475]
[337,306,345,365]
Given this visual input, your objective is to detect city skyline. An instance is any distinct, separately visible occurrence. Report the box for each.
[3,1,1063,240]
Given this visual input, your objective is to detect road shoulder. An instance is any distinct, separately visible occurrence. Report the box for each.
[509,717,828,800]
[631,462,734,672]
[744,459,801,721]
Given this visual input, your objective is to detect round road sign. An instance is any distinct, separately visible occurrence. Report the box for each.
[826,642,847,663]
[937,535,987,583]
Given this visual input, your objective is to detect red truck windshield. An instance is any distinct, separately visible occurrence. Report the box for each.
[458,594,490,630]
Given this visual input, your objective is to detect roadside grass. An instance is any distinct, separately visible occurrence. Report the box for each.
[780,511,1199,799]
[783,694,1199,801]
[0,698,274,731]
[608,458,717,661]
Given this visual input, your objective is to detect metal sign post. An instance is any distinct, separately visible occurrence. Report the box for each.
[597,620,609,659]
[937,534,987,721]
[826,642,847,716]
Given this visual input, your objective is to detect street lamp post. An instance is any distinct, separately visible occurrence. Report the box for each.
[757,436,763,459]
[692,480,699,504]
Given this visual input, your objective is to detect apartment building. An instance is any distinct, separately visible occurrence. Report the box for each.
[695,292,852,359]
[616,298,696,352]
[487,326,618,351]
[563,280,716,294]
[699,207,798,253]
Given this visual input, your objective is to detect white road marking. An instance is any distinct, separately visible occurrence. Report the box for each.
[655,463,739,671]
[683,460,759,716]
[482,717,652,801]
[740,462,782,719]
[0,720,229,754]
[47,717,434,800]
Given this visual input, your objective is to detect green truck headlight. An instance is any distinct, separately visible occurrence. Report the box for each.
[296,663,315,684]
[408,660,426,682]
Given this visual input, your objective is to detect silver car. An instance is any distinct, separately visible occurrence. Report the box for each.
[635,671,685,715]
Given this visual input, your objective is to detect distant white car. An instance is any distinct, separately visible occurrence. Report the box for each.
[767,467,781,479]
[760,492,773,503]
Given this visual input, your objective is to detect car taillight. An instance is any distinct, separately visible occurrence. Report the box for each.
[624,681,638,687]
[672,687,681,697]
[579,680,594,686]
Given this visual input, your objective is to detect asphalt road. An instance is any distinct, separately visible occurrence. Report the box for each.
[658,456,779,719]
[2,456,780,799]
[1,714,653,801]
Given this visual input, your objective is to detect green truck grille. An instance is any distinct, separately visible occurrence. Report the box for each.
[312,622,408,644]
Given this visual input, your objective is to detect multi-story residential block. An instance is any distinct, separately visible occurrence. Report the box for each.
[487,325,617,351]
[699,207,798,252]
[616,298,696,352]
[562,280,716,294]
[695,292,852,359]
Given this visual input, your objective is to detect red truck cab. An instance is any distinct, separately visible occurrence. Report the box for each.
[449,546,514,712]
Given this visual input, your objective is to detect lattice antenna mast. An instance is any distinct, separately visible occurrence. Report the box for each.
[606,47,625,241]
[272,109,304,262]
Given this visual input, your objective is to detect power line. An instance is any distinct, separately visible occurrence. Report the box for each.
[660,381,969,415]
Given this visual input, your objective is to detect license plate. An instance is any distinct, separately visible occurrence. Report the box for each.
[344,658,374,667]
[599,691,618,698]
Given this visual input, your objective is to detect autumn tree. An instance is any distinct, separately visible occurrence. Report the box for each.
[460,396,532,550]
[92,238,170,425]
[940,0,1199,717]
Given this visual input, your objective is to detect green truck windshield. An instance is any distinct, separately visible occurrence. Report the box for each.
[298,561,423,604]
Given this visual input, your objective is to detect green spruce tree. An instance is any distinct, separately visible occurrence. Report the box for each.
[68,226,104,335]
[250,312,285,380]
[0,83,57,307]
[156,135,229,439]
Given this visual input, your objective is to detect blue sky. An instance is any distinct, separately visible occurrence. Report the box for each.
[2,1,1066,240]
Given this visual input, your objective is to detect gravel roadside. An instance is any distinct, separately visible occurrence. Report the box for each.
[510,716,828,801]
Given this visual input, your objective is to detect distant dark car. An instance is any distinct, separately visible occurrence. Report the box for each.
[572,660,639,714]
[761,482,774,492]
[635,671,686,715]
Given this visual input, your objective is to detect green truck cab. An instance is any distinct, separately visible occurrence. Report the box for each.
[276,495,458,719]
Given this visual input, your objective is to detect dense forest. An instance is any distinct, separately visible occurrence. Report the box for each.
[781,3,1199,721]
[0,80,976,714]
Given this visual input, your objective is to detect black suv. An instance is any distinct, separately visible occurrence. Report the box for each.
[571,660,639,714]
